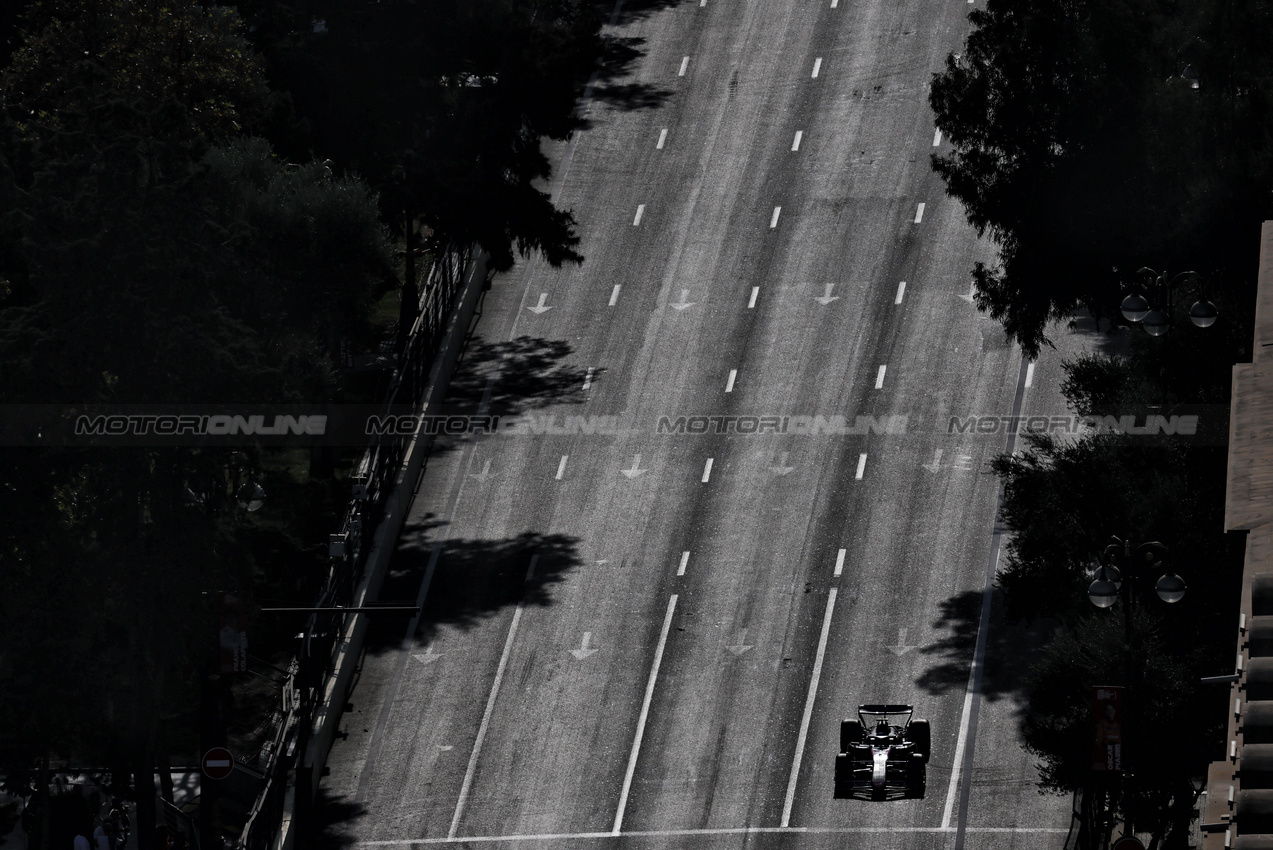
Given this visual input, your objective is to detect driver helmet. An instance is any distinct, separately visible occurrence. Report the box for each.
[873,721,890,738]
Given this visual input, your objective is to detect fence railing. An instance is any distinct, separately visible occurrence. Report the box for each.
[235,241,473,850]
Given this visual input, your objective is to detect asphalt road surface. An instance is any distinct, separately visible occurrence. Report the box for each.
[321,0,1078,847]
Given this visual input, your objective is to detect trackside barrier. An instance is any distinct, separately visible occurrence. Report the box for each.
[235,243,488,849]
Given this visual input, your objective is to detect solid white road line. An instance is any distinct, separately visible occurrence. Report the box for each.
[770,206,782,229]
[678,56,689,76]
[677,551,690,576]
[555,455,568,480]
[609,285,621,306]
[834,548,846,577]
[855,453,867,479]
[780,586,838,827]
[812,57,822,78]
[875,365,886,389]
[725,369,737,393]
[933,128,943,147]
[633,205,645,226]
[748,286,759,308]
[942,687,976,828]
[914,202,926,223]
[583,368,593,391]
[657,128,667,149]
[792,130,803,151]
[613,594,679,834]
[363,826,1072,845]
[895,280,906,304]
[449,556,538,838]
[1025,361,1035,388]
[702,458,714,483]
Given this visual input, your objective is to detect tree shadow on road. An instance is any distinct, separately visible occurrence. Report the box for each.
[913,588,1061,711]
[301,787,366,849]
[589,36,674,113]
[444,334,588,415]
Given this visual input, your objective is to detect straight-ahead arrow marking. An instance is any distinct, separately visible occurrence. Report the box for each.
[622,454,647,479]
[770,452,795,475]
[671,289,696,310]
[413,645,443,665]
[814,284,840,305]
[957,282,975,303]
[468,460,495,484]
[570,632,599,660]
[885,627,917,656]
[527,293,553,314]
[726,628,754,655]
[922,449,943,473]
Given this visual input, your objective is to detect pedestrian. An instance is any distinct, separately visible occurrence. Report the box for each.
[92,818,111,850]
[72,831,91,850]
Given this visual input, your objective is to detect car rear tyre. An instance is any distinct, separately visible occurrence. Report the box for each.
[908,719,931,763]
[840,719,863,752]
[834,753,853,799]
[906,754,926,799]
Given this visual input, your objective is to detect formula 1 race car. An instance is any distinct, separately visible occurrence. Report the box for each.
[833,704,929,800]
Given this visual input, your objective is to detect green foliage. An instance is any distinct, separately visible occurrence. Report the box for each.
[930,0,1273,355]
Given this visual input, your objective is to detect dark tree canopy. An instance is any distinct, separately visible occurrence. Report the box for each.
[930,0,1273,355]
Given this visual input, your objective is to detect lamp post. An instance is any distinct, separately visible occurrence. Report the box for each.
[1086,536,1187,841]
[1120,267,1218,336]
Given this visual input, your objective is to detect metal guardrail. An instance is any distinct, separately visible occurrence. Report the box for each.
[235,242,473,850]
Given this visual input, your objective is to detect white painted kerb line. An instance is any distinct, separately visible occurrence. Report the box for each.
[450,556,538,838]
[914,203,926,224]
[633,205,645,226]
[770,206,782,229]
[855,453,867,480]
[833,548,846,577]
[613,594,679,834]
[702,458,714,483]
[895,280,907,304]
[725,369,737,393]
[677,551,690,577]
[609,285,621,306]
[781,586,838,827]
[555,456,568,480]
[678,56,690,77]
[792,130,803,152]
[875,365,886,389]
[657,129,667,149]
[811,57,822,78]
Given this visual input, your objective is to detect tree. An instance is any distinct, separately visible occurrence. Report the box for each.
[929,0,1273,356]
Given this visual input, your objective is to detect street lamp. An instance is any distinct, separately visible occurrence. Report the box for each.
[1120,268,1218,333]
[1086,536,1186,842]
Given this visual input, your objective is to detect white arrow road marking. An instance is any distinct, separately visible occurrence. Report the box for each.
[670,289,696,310]
[609,284,621,306]
[834,548,846,577]
[922,449,943,473]
[677,551,690,576]
[621,454,647,479]
[769,452,795,475]
[886,627,917,656]
[957,281,976,303]
[468,460,496,483]
[412,645,443,664]
[570,632,599,660]
[954,452,974,471]
[701,458,714,483]
[748,286,759,309]
[855,453,867,480]
[895,280,907,304]
[814,283,839,305]
[438,745,453,751]
[527,293,552,314]
[726,629,754,655]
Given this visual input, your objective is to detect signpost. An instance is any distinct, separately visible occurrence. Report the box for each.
[202,747,234,781]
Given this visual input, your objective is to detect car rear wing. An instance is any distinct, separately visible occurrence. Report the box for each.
[858,704,914,723]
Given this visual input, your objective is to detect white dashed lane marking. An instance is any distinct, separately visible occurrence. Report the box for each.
[895,280,907,304]
[812,57,822,78]
[855,453,867,480]
[657,129,667,149]
[556,456,568,480]
[914,203,925,224]
[633,205,645,226]
[792,130,803,151]
[748,287,759,309]
[609,285,621,306]
[678,56,689,77]
[770,207,782,229]
[678,551,690,576]
[875,365,886,389]
[725,369,737,393]
[702,458,714,483]
[834,548,846,577]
